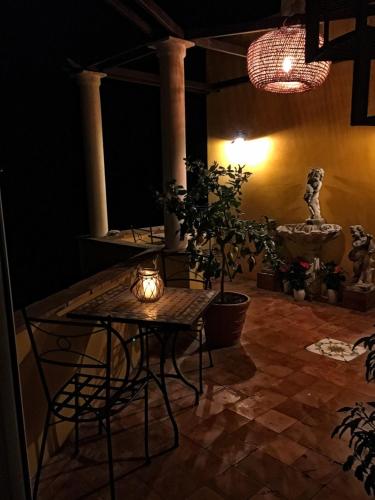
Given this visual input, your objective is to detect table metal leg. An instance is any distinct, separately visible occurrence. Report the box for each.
[144,328,179,449]
[170,330,200,405]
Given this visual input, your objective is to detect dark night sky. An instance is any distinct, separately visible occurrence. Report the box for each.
[2,1,280,308]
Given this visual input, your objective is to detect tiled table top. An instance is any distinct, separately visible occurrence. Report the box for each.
[69,283,218,328]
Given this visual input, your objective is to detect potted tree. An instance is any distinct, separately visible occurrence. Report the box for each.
[321,261,346,304]
[161,159,277,348]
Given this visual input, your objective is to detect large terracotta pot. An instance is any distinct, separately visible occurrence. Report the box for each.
[204,292,251,348]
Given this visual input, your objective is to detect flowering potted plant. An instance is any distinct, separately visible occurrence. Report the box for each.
[285,258,310,301]
[321,261,346,304]
[279,262,291,294]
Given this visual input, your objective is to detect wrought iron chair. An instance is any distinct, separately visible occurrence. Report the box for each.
[130,225,164,245]
[22,312,176,500]
[159,250,214,394]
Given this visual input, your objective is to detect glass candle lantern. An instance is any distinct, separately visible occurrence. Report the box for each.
[130,267,164,303]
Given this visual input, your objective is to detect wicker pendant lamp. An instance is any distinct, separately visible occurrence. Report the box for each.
[247,25,331,94]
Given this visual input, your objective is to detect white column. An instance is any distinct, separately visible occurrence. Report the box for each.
[77,71,108,238]
[152,37,194,250]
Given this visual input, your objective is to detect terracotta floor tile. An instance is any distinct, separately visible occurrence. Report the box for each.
[282,421,350,462]
[236,449,321,499]
[229,390,287,420]
[326,471,371,500]
[208,432,257,466]
[136,435,204,485]
[270,378,304,397]
[95,474,162,500]
[323,389,370,414]
[206,366,244,386]
[231,372,280,396]
[150,449,229,499]
[260,434,307,465]
[149,463,206,500]
[209,466,263,500]
[261,364,295,378]
[176,394,225,419]
[292,449,340,485]
[186,486,224,500]
[231,420,278,448]
[207,388,244,406]
[249,486,286,499]
[309,486,347,500]
[274,399,329,427]
[204,408,251,433]
[255,409,297,433]
[183,418,226,448]
[283,420,327,450]
[284,371,318,388]
[292,380,340,409]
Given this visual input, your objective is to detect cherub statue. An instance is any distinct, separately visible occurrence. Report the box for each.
[348,225,375,290]
[304,168,325,221]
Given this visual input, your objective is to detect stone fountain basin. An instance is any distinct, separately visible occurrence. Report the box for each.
[276,222,342,245]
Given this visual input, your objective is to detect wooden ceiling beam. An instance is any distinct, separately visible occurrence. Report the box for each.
[187,5,375,40]
[211,75,249,91]
[351,0,375,125]
[87,43,155,70]
[133,0,184,37]
[104,0,153,36]
[187,15,284,39]
[105,67,210,94]
[193,38,247,58]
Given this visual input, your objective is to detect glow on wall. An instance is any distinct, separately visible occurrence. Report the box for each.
[224,136,273,168]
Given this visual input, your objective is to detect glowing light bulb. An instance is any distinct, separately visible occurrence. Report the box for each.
[282,56,293,73]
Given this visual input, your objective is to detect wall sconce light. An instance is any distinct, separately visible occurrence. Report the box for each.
[232,130,247,145]
[227,131,248,165]
[130,267,164,303]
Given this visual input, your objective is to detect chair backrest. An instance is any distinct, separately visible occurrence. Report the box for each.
[160,251,211,290]
[22,312,141,418]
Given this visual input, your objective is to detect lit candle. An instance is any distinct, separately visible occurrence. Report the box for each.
[143,276,157,300]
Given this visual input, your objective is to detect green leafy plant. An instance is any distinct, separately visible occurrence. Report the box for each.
[261,216,284,273]
[160,159,278,303]
[321,261,346,291]
[332,334,375,496]
[284,258,310,291]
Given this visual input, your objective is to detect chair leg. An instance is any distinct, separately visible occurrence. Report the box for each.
[207,347,214,368]
[105,413,116,500]
[33,409,51,500]
[144,384,150,464]
[74,378,80,456]
[199,328,204,395]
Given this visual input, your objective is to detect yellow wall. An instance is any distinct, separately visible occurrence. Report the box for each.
[207,22,375,275]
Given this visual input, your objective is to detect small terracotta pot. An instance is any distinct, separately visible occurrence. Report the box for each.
[293,289,306,301]
[204,292,250,348]
[327,288,338,304]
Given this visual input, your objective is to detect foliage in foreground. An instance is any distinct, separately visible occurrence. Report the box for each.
[332,334,375,496]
